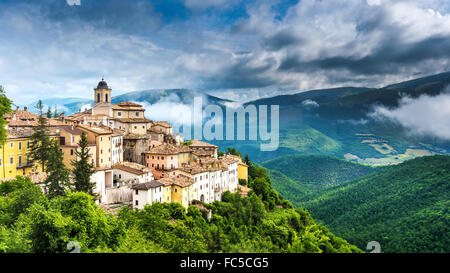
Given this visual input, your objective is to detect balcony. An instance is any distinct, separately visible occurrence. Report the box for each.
[16,163,34,169]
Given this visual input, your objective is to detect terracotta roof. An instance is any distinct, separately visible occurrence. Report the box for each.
[191,149,215,157]
[131,180,163,190]
[67,109,92,120]
[178,162,221,175]
[148,127,166,134]
[158,175,194,188]
[6,128,34,139]
[220,154,241,165]
[188,139,218,148]
[5,109,40,127]
[146,143,191,155]
[78,125,112,135]
[115,101,143,107]
[113,162,152,176]
[56,125,83,135]
[238,185,251,196]
[151,121,172,128]
[112,128,125,136]
[115,117,151,123]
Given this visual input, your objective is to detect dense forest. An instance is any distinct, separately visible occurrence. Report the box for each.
[0,158,361,253]
[264,154,380,205]
[300,155,450,253]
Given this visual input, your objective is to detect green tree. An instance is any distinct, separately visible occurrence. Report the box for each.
[44,139,71,198]
[29,100,51,172]
[0,86,12,145]
[46,107,52,118]
[72,132,95,195]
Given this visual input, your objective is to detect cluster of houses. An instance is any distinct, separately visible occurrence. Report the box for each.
[0,79,248,209]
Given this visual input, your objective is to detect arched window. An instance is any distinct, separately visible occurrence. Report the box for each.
[97,93,100,103]
[105,94,108,102]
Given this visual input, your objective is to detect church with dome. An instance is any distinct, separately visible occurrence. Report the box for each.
[65,78,153,135]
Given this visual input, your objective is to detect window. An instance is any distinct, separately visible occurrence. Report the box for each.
[135,200,139,206]
[27,141,30,148]
[118,112,121,116]
[10,143,13,148]
[70,149,74,155]
[97,93,100,103]
[162,156,164,160]
[100,149,103,154]
[100,137,103,141]
[174,188,178,193]
[134,126,137,129]
[10,157,13,164]
[18,156,22,166]
[135,190,139,195]
[105,94,108,102]
[18,142,22,150]
[0,159,2,166]
[136,112,139,117]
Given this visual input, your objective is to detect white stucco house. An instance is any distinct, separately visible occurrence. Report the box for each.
[131,180,164,209]
[112,161,154,186]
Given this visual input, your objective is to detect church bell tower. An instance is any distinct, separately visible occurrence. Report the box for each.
[94,77,112,105]
[92,77,113,117]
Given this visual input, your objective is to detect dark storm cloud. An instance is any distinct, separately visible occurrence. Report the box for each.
[278,35,450,75]
[201,56,279,89]
[263,30,303,51]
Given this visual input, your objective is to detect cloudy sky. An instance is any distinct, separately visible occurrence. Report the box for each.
[1,0,450,105]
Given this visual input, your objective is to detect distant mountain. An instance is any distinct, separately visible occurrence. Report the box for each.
[263,154,380,205]
[300,155,450,253]
[27,89,231,115]
[112,89,231,106]
[247,87,372,107]
[24,97,92,113]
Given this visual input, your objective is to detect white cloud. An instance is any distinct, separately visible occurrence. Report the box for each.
[302,99,319,108]
[369,89,450,139]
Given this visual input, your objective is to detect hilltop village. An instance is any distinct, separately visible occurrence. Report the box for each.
[0,79,248,209]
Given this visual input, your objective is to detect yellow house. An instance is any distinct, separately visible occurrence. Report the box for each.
[221,154,248,181]
[238,162,248,181]
[56,125,96,170]
[78,125,113,169]
[0,127,59,180]
[158,175,194,208]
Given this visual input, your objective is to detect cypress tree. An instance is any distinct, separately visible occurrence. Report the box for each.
[72,132,95,195]
[46,107,52,118]
[44,139,71,198]
[29,100,51,172]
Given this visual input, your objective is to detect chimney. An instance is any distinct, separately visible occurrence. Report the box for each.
[24,106,28,111]
[16,106,19,111]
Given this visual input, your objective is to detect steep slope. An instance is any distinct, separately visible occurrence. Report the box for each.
[263,154,379,191]
[300,155,450,253]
